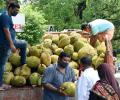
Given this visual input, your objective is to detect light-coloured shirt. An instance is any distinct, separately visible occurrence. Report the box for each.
[88,19,114,35]
[76,67,99,100]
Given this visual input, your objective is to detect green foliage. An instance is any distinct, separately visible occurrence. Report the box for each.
[32,0,81,31]
[0,0,6,11]
[17,5,47,45]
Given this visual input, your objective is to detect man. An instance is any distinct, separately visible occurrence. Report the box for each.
[42,52,76,100]
[0,3,27,90]
[76,56,99,100]
[81,19,115,73]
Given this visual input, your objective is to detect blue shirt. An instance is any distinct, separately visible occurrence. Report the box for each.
[42,63,76,100]
[0,11,16,48]
[88,19,114,35]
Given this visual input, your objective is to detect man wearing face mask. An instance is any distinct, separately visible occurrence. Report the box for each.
[42,52,76,100]
[0,3,27,90]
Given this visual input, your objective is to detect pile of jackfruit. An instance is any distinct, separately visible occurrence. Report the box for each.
[4,31,106,87]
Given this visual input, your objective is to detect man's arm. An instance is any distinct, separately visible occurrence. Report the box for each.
[3,28,16,53]
[42,83,58,92]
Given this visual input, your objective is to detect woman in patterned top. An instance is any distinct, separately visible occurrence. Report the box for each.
[89,63,120,100]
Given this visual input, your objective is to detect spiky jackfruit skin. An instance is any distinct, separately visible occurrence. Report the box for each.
[9,53,21,67]
[60,82,76,96]
[26,56,40,68]
[11,76,26,87]
[3,72,14,85]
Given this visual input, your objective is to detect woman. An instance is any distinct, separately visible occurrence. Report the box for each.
[81,19,115,73]
[89,63,120,100]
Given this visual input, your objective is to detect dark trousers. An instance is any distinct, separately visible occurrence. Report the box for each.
[0,39,27,86]
[14,39,27,65]
[0,46,11,86]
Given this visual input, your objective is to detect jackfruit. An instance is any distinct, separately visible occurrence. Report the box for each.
[41,52,51,66]
[51,55,58,64]
[55,48,63,55]
[20,64,31,79]
[26,56,40,68]
[78,45,97,59]
[29,72,40,85]
[3,72,14,85]
[60,82,76,96]
[37,64,46,75]
[72,52,78,61]
[11,76,26,87]
[43,39,52,48]
[9,53,21,67]
[69,61,79,69]
[5,62,12,72]
[58,37,70,48]
[29,46,41,58]
[64,44,74,55]
[74,40,87,52]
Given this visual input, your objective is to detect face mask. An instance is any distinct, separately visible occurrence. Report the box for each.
[12,12,18,16]
[58,60,68,68]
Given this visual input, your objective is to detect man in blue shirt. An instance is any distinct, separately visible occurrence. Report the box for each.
[42,52,76,100]
[0,3,27,90]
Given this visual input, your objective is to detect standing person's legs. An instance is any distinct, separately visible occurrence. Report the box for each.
[14,39,27,66]
[0,46,11,89]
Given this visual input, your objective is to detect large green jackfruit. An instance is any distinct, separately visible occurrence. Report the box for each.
[29,46,41,58]
[29,72,40,85]
[74,40,87,52]
[20,64,31,79]
[51,55,58,64]
[43,39,52,48]
[78,45,97,59]
[60,82,76,96]
[55,48,63,55]
[58,37,70,48]
[52,35,59,44]
[59,34,68,40]
[37,64,46,75]
[41,52,51,66]
[71,52,79,61]
[96,42,106,55]
[69,61,79,69]
[64,44,74,55]
[26,56,40,68]
[42,34,52,40]
[11,76,26,87]
[3,72,14,85]
[9,53,21,67]
[5,62,12,72]
[14,67,21,75]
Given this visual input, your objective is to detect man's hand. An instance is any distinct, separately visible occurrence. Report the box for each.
[57,87,68,96]
[10,44,17,53]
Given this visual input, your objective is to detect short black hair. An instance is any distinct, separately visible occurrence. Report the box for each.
[81,23,89,30]
[80,56,92,65]
[8,2,20,9]
[59,52,70,59]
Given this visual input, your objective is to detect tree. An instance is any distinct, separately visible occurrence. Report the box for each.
[17,5,47,45]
